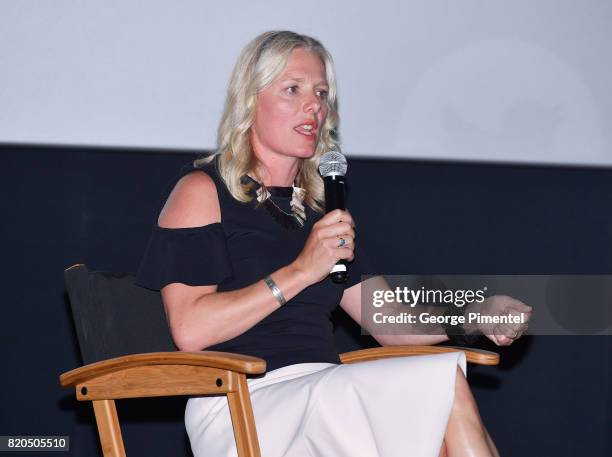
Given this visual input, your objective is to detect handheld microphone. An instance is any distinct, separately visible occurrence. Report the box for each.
[318,151,349,283]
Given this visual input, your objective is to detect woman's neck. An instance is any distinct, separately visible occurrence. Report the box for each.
[253,156,300,187]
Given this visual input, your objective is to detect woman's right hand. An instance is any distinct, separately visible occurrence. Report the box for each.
[291,209,356,285]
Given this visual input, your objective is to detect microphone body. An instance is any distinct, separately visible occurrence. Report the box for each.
[324,174,348,283]
[319,151,349,284]
[324,174,346,212]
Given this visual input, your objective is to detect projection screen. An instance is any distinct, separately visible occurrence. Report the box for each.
[1,0,610,166]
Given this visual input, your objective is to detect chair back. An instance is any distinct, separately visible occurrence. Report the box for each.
[64,264,176,365]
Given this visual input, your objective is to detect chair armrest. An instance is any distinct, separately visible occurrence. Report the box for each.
[59,351,266,401]
[60,351,266,387]
[339,345,499,366]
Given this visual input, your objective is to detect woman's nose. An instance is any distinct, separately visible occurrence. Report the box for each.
[303,93,322,114]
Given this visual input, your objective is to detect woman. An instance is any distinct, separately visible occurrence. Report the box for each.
[137,31,530,457]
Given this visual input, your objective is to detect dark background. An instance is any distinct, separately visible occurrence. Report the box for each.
[2,144,611,456]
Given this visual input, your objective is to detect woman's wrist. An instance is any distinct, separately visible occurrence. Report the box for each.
[263,275,287,306]
[462,301,481,334]
[261,263,313,309]
[443,302,481,346]
[286,261,314,288]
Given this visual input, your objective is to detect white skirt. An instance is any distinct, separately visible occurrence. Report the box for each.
[185,352,467,457]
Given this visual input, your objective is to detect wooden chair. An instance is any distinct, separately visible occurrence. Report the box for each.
[60,264,499,457]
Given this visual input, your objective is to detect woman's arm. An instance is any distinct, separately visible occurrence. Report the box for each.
[159,171,355,351]
[340,275,531,347]
[340,277,450,347]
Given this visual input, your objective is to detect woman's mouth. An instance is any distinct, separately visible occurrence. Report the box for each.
[294,123,317,137]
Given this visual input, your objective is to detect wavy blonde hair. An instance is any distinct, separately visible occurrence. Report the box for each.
[196,30,341,213]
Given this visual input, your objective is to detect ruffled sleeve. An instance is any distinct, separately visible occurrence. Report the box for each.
[135,223,233,290]
[343,242,375,289]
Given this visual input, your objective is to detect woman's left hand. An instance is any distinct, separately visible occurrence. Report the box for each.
[467,295,532,346]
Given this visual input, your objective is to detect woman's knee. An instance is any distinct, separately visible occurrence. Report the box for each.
[452,366,481,419]
[438,439,448,457]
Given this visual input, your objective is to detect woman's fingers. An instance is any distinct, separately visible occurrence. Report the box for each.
[486,333,501,346]
[509,300,533,314]
[323,237,355,259]
[293,209,358,285]
[321,237,354,252]
[490,319,530,345]
[496,335,514,346]
[494,323,517,338]
[315,209,355,229]
[327,236,353,249]
[318,221,354,240]
[334,246,355,262]
[487,329,515,346]
[481,295,532,345]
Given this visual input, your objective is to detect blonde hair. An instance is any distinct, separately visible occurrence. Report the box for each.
[196,30,341,213]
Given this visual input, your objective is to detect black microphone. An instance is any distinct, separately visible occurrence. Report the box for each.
[318,151,349,283]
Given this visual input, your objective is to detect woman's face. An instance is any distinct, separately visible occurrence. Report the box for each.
[250,47,329,161]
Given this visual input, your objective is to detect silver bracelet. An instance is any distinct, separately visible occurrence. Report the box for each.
[263,275,286,306]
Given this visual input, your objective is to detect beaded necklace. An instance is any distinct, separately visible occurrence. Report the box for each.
[241,175,306,230]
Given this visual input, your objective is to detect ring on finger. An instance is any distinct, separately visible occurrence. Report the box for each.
[338,237,346,248]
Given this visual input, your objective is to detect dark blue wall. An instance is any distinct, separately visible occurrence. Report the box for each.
[2,144,611,456]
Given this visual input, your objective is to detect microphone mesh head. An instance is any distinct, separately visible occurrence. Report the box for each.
[318,151,348,177]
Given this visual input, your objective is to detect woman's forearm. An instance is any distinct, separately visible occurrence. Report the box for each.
[370,301,451,347]
[173,262,310,351]
[375,333,450,347]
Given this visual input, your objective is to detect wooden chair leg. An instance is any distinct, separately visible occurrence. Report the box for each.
[227,373,261,457]
[92,399,126,457]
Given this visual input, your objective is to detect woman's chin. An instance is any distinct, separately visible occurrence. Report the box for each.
[281,149,315,160]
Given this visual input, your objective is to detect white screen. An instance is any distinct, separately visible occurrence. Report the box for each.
[1,0,610,166]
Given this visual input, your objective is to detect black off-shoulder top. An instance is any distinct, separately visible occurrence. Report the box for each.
[136,157,373,371]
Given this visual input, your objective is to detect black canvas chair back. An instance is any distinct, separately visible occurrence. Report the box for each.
[64,264,176,365]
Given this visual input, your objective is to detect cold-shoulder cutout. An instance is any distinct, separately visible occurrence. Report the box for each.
[135,166,233,291]
[158,170,221,229]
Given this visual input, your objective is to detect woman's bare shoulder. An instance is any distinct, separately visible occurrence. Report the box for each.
[157,170,221,229]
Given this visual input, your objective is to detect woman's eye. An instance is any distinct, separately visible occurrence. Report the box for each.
[286,86,298,95]
[317,90,329,99]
